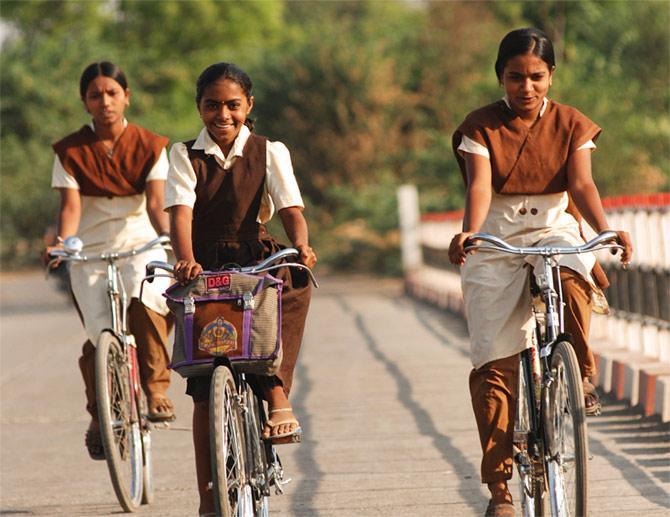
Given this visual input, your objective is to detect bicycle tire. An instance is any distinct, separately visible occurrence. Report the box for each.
[515,350,546,517]
[545,340,588,517]
[210,365,248,516]
[244,385,270,516]
[139,391,154,505]
[95,331,144,512]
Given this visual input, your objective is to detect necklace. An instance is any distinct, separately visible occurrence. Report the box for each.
[100,138,119,158]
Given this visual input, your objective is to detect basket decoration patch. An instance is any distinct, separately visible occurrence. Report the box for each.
[198,317,238,355]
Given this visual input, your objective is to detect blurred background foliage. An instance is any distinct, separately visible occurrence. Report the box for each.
[1,0,668,273]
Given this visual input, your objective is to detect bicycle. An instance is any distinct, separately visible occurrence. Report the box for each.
[464,231,623,517]
[47,234,171,512]
[146,248,317,517]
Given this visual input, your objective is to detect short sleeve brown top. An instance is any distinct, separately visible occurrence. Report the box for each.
[452,99,601,194]
[52,123,169,197]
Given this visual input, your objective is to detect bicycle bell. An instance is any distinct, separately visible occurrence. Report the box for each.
[63,236,83,255]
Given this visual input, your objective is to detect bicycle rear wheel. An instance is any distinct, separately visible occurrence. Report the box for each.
[545,341,587,516]
[95,331,144,512]
[210,365,248,516]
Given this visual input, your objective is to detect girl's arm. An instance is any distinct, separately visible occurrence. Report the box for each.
[43,188,81,266]
[567,149,632,265]
[448,153,493,265]
[278,206,317,268]
[168,204,202,282]
[145,180,170,236]
[56,188,81,240]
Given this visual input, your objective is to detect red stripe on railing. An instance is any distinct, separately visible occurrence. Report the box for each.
[601,192,670,209]
[421,192,669,221]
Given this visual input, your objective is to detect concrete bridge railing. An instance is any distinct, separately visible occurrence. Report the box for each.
[398,186,670,421]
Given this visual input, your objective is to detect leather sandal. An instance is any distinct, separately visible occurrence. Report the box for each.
[85,426,105,461]
[484,500,515,517]
[583,379,602,416]
[147,395,176,422]
[263,408,302,444]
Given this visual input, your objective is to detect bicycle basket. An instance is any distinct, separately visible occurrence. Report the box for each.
[164,271,283,378]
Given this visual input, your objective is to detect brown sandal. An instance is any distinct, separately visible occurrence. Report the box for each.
[85,426,105,461]
[583,379,602,416]
[147,395,176,422]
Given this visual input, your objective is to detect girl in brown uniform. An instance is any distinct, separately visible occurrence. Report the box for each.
[448,28,632,517]
[165,62,316,516]
[45,61,175,461]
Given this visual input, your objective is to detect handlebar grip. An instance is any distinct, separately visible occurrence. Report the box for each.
[145,260,174,282]
[48,249,69,258]
[145,265,155,283]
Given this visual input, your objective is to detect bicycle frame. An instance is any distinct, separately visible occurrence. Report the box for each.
[465,230,623,517]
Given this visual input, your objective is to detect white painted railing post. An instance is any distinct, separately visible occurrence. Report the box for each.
[397,184,422,271]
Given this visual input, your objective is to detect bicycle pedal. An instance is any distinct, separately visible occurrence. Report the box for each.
[273,476,292,495]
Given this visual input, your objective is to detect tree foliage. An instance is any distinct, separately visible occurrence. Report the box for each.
[1,0,668,271]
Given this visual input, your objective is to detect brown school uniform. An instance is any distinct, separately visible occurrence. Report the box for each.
[452,99,604,484]
[52,123,173,413]
[184,133,312,401]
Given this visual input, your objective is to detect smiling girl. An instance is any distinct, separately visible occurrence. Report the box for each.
[448,28,632,516]
[164,62,316,516]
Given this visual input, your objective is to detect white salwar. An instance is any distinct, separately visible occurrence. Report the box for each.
[461,192,601,370]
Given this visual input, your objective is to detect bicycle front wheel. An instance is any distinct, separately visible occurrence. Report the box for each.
[545,340,588,517]
[210,365,248,517]
[95,331,144,512]
[139,391,154,505]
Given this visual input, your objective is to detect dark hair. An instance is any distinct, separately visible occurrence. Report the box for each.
[494,28,555,81]
[79,61,128,98]
[195,62,255,131]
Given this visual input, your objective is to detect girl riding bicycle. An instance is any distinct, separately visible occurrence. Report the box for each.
[448,28,632,517]
[45,61,175,461]
[164,62,317,516]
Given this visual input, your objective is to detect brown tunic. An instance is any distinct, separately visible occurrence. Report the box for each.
[452,99,602,194]
[452,99,608,288]
[53,123,169,197]
[185,133,311,399]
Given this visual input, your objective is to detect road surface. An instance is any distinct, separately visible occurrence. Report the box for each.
[1,271,668,515]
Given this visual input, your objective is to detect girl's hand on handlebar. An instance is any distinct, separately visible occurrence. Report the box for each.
[613,230,633,268]
[297,244,317,269]
[42,245,63,268]
[448,232,474,266]
[173,259,202,284]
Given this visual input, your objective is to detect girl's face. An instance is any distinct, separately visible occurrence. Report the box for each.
[82,76,129,128]
[198,79,253,154]
[501,52,553,120]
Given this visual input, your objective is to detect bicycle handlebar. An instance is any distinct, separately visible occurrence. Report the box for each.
[47,235,171,268]
[144,247,319,288]
[463,230,623,257]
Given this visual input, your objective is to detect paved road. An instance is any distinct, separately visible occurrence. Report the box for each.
[1,272,668,516]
